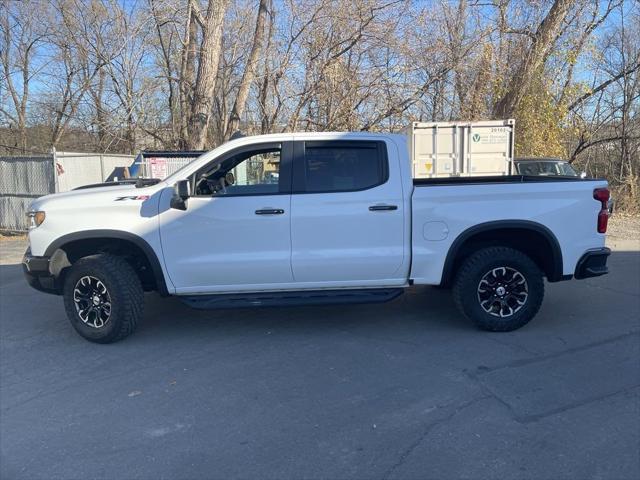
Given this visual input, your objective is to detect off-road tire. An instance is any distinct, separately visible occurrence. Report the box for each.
[452,247,544,332]
[63,254,143,343]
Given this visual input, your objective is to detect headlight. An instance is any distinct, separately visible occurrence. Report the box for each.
[27,211,46,229]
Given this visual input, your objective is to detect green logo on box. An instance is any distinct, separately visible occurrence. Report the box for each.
[472,133,481,142]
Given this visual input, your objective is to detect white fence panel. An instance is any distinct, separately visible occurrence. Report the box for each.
[55,151,135,192]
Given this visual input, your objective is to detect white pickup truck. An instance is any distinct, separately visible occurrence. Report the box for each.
[23,133,611,343]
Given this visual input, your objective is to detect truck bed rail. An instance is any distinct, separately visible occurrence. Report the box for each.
[413,175,602,186]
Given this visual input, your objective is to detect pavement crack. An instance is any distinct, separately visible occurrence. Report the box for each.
[513,385,640,424]
[380,395,490,480]
[472,330,640,375]
[463,369,521,421]
[583,281,640,298]
[464,358,640,427]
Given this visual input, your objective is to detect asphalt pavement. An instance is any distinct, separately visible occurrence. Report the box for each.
[0,234,638,480]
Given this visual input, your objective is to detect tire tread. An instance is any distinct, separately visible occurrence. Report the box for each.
[452,246,544,332]
[63,254,143,343]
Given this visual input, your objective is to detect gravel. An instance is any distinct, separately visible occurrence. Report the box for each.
[609,214,640,240]
[607,215,640,251]
[0,235,27,265]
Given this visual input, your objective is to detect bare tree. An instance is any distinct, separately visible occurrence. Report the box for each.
[1,0,637,212]
[186,0,230,149]
[0,0,48,152]
[493,0,577,118]
[224,0,269,139]
[44,0,127,147]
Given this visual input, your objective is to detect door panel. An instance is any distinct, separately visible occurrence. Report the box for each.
[159,193,292,292]
[290,140,406,284]
[159,141,293,293]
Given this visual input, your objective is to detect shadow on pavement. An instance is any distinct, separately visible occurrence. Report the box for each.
[1,250,637,344]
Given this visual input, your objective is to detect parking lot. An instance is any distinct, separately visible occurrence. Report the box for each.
[1,223,639,480]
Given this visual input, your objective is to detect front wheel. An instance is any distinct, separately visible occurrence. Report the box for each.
[452,247,544,332]
[62,254,143,343]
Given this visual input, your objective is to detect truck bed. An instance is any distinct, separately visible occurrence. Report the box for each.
[409,175,607,286]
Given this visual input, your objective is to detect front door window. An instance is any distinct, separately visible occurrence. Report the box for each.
[194,147,281,196]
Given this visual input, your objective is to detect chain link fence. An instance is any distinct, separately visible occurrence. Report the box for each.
[0,155,55,231]
[1,150,199,231]
[0,151,135,231]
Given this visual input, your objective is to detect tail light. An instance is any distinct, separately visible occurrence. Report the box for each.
[593,188,610,233]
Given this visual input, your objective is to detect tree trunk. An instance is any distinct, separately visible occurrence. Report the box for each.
[493,0,575,118]
[225,0,269,140]
[179,2,197,149]
[187,0,230,150]
[258,0,275,134]
[151,0,178,147]
[91,68,106,149]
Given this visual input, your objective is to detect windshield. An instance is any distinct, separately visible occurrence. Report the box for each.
[517,161,578,177]
[556,162,578,176]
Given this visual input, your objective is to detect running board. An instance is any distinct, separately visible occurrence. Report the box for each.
[180,288,404,310]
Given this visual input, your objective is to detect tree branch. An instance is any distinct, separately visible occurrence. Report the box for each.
[568,61,640,111]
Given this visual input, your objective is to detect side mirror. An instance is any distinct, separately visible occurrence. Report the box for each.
[580,171,587,179]
[176,179,191,200]
[170,180,191,210]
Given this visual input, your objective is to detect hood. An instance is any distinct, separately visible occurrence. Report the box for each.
[29,182,168,211]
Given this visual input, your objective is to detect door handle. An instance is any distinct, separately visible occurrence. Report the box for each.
[369,204,398,211]
[255,208,285,215]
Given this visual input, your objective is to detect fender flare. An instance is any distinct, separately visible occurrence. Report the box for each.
[44,229,170,296]
[440,220,564,285]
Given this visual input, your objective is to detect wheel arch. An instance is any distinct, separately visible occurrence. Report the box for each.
[441,220,564,286]
[45,230,169,296]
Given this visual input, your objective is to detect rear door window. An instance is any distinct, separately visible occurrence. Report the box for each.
[299,141,388,193]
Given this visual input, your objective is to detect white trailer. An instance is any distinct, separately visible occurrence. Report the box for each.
[405,119,515,178]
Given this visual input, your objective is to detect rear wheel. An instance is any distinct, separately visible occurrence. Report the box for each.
[452,247,544,332]
[63,254,143,343]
